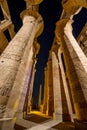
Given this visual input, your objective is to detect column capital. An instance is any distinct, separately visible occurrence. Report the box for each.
[55,19,69,42]
[20,9,44,37]
[24,0,43,5]
[64,19,73,33]
[62,0,87,15]
[52,42,60,57]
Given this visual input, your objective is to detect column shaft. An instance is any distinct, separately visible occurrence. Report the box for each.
[58,48,74,121]
[43,68,48,114]
[3,16,39,118]
[63,22,87,121]
[52,51,62,121]
[0,15,37,117]
[47,58,54,116]
[27,64,36,113]
[16,46,34,118]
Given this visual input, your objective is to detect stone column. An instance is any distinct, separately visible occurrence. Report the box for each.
[58,48,74,121]
[55,18,87,124]
[15,45,34,118]
[27,59,37,113]
[52,51,62,121]
[38,84,42,108]
[42,68,48,114]
[0,8,43,130]
[46,56,54,117]
[64,20,87,121]
[0,14,36,112]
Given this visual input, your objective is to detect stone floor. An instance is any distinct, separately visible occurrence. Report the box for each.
[52,122,75,130]
[14,111,75,130]
[24,112,51,123]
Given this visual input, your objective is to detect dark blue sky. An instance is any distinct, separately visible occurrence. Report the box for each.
[1,0,87,105]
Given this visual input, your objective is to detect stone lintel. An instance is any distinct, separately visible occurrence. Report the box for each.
[0,20,12,32]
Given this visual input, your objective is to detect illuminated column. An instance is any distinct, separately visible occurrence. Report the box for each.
[58,48,74,121]
[0,14,37,115]
[15,45,34,118]
[64,20,87,121]
[61,0,87,128]
[0,6,43,130]
[27,60,36,112]
[42,68,48,114]
[46,55,54,117]
[16,40,40,116]
[4,14,43,116]
[38,84,42,108]
[51,41,72,121]
[55,18,87,124]
[52,50,62,121]
[26,41,40,113]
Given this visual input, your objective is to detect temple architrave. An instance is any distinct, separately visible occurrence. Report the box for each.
[0,0,87,130]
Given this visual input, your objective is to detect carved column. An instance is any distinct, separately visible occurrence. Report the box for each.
[61,0,87,128]
[64,20,87,121]
[42,67,48,114]
[15,45,34,118]
[46,54,54,117]
[27,59,36,113]
[0,5,43,130]
[58,47,74,121]
[52,50,62,121]
[55,18,87,128]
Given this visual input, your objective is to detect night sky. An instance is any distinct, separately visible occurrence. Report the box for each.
[1,0,87,105]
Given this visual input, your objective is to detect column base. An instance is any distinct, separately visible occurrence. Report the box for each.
[74,119,87,130]
[0,118,15,130]
[53,113,63,121]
